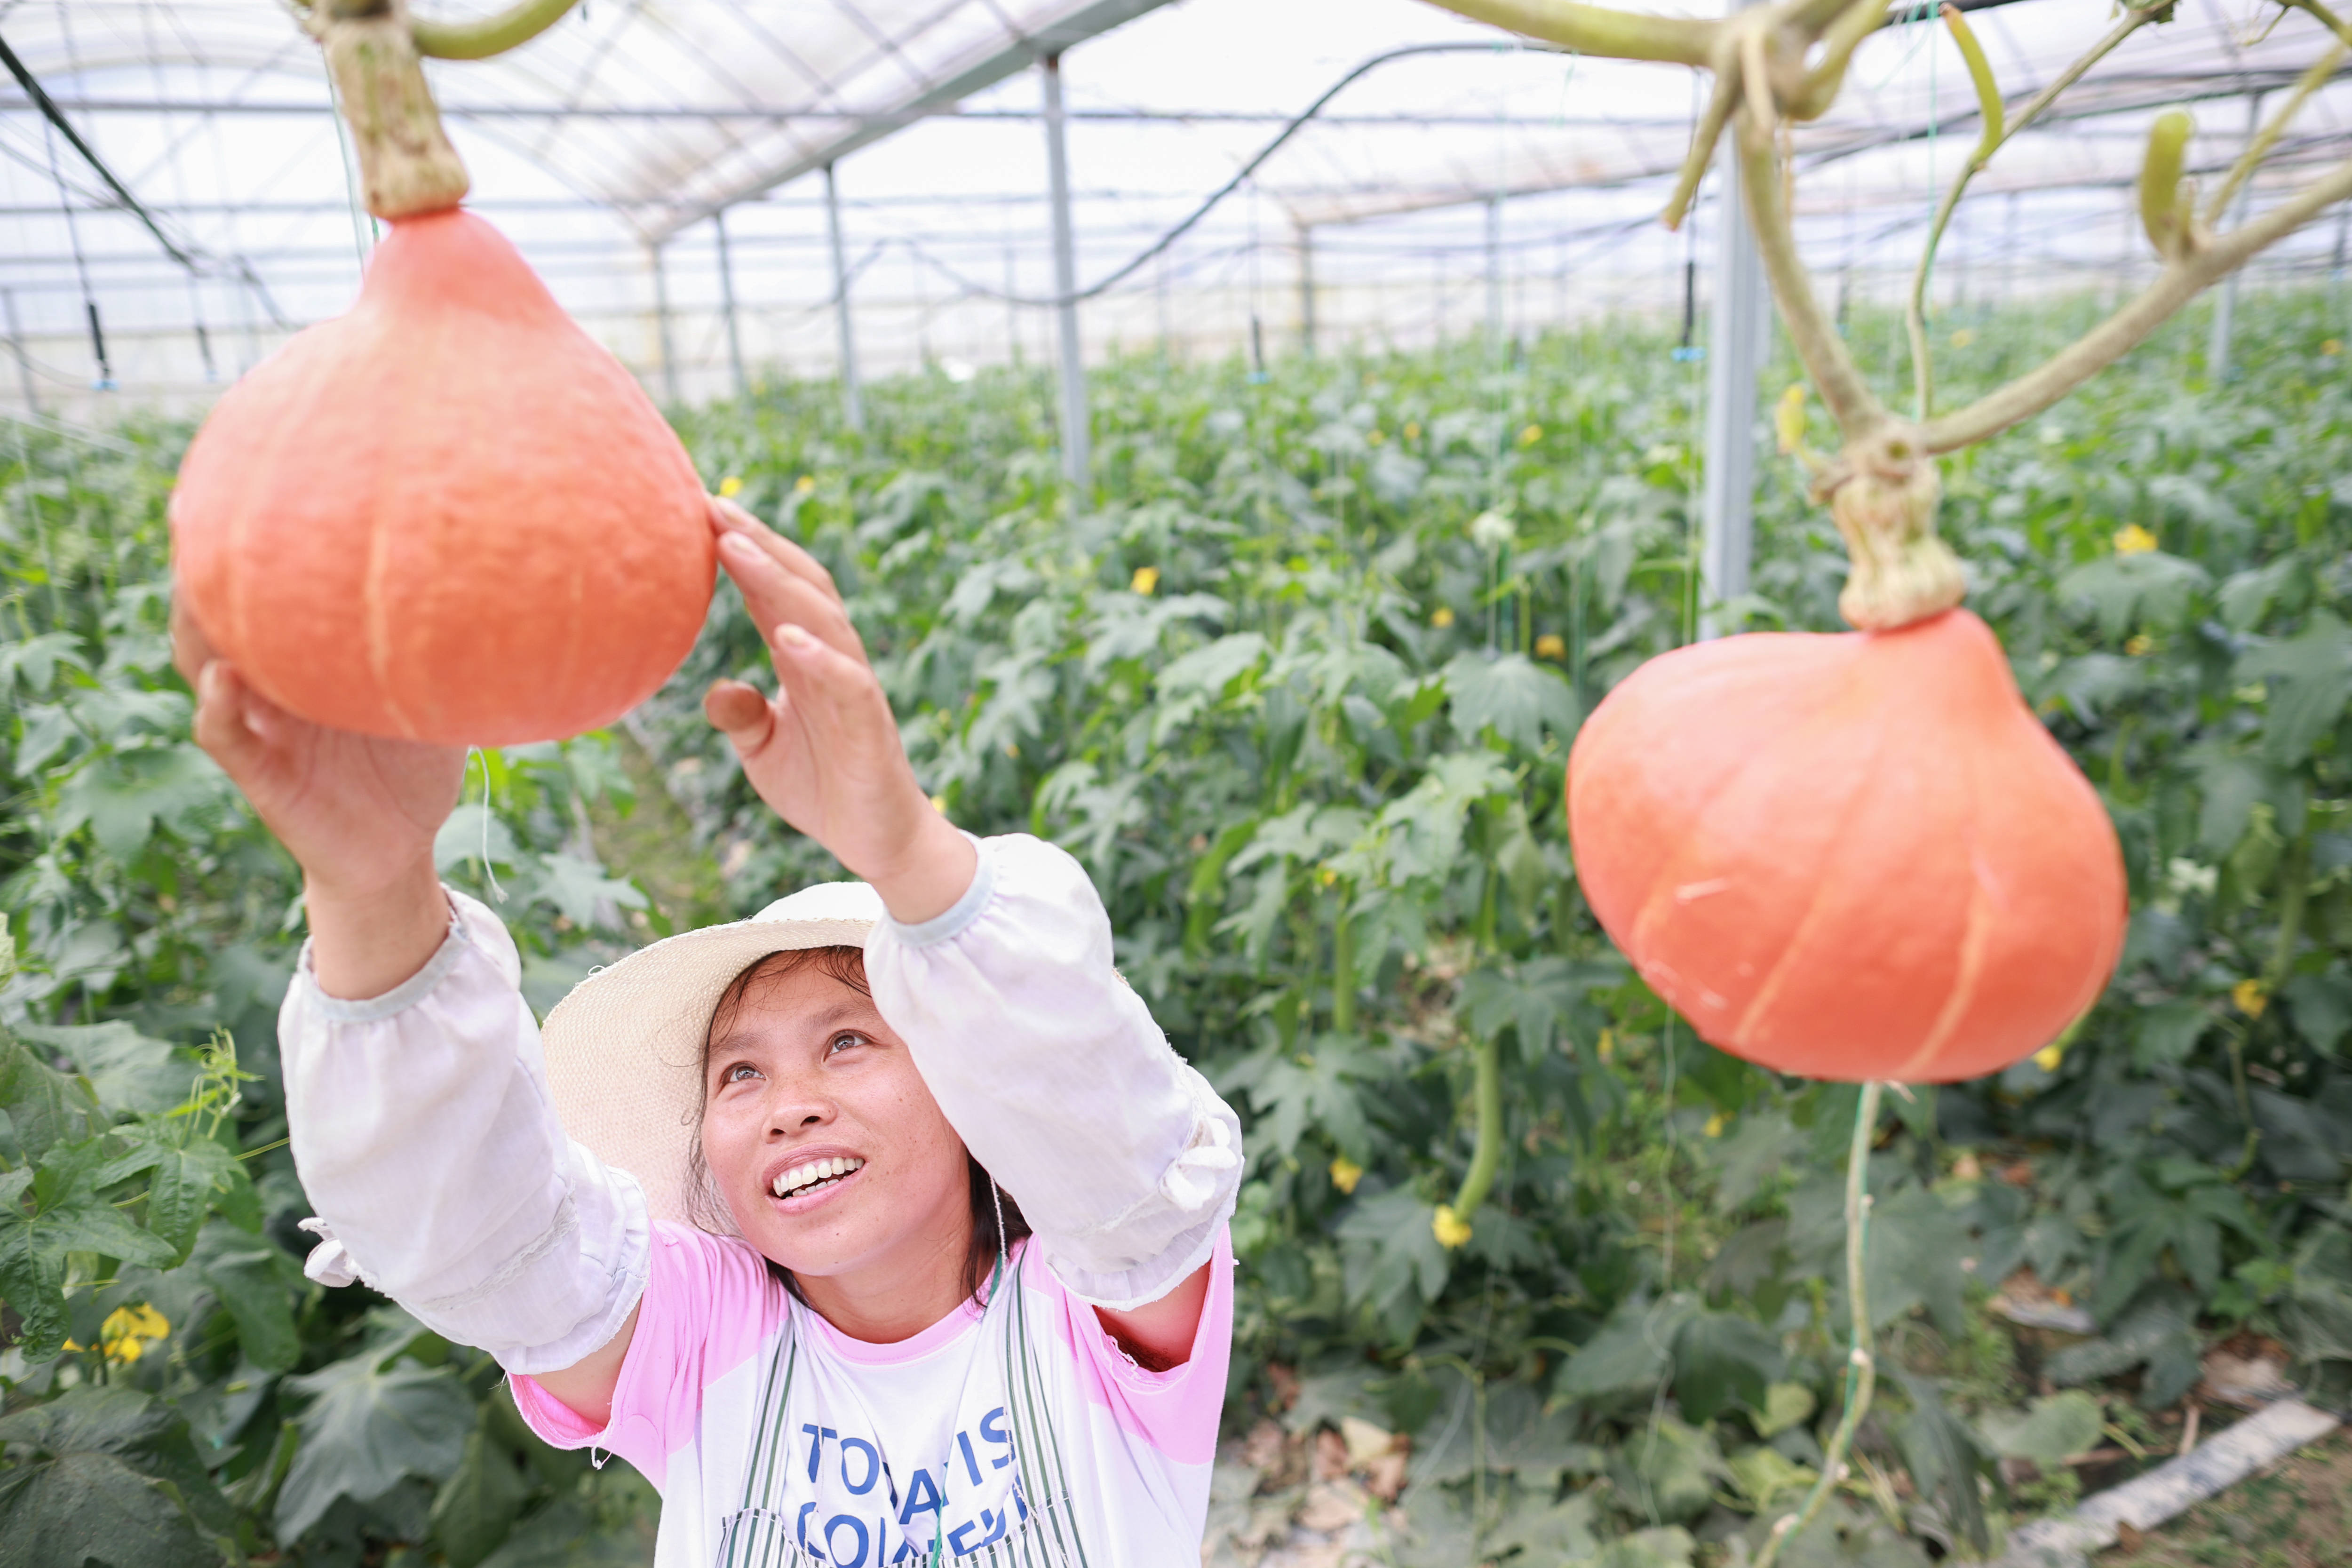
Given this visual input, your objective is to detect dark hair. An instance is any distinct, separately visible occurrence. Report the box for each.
[687,945,1029,1304]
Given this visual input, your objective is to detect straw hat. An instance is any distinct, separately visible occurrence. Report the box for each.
[539,879,882,1226]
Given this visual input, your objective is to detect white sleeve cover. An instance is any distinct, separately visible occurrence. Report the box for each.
[864,833,1245,1312]
[279,888,649,1376]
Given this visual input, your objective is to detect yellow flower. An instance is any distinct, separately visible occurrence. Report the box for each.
[2323,339,2343,356]
[2125,634,2154,657]
[794,474,817,494]
[2233,978,2268,1018]
[929,793,950,814]
[1432,1204,1474,1249]
[100,1303,170,1366]
[1367,430,1386,446]
[717,475,744,499]
[1329,1155,1364,1194]
[1534,633,1567,661]
[1950,327,1976,349]
[1430,606,1455,629]
[2032,1043,2065,1073]
[1518,423,1543,447]
[1130,565,1160,596]
[2113,524,2159,556]
[1703,1112,1727,1138]
[1774,384,1808,455]
[1596,1028,1614,1063]
[1403,421,1422,442]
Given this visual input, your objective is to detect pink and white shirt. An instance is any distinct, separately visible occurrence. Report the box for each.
[511,1228,1232,1566]
[280,833,1245,1567]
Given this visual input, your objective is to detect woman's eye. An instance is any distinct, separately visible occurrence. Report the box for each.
[725,1063,761,1084]
[827,1033,866,1057]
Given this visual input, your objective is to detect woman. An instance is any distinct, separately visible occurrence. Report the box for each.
[183,497,1244,1566]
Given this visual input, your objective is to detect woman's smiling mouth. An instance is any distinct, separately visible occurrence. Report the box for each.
[769,1154,866,1210]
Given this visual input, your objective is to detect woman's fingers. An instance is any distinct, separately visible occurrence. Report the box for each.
[703,678,777,760]
[716,531,866,665]
[707,495,842,605]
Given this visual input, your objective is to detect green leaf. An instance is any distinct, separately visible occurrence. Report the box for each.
[1700,1109,1805,1213]
[202,1238,305,1375]
[1977,1391,2105,1465]
[1894,1372,1989,1556]
[0,1146,178,1362]
[2233,610,2352,762]
[0,1449,208,1567]
[1443,651,1578,752]
[1555,1293,1696,1406]
[2131,1002,2211,1069]
[1617,1415,1725,1524]
[275,1349,475,1542]
[95,1126,238,1265]
[0,1035,103,1165]
[1860,1186,1972,1336]
[2280,972,2352,1056]
[51,744,226,865]
[430,1429,532,1568]
[1753,1381,1816,1439]
[1671,1310,1783,1423]
[530,853,647,930]
[2056,551,2210,639]
[0,1386,234,1557]
[1725,1444,1818,1512]
[14,1021,187,1117]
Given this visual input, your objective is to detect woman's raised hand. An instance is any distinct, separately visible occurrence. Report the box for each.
[176,597,465,997]
[702,497,975,926]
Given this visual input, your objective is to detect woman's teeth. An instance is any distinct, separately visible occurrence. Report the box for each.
[772,1156,865,1199]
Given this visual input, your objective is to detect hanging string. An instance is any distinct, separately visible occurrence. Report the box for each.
[470,748,507,903]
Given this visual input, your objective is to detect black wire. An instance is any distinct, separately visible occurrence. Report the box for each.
[0,29,198,270]
[0,28,291,329]
[914,40,1575,308]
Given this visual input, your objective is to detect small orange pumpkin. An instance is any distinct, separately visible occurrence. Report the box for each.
[1565,609,2125,1083]
[171,208,712,746]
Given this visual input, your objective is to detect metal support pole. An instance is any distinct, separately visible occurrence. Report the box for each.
[1484,197,1503,345]
[2209,92,2263,382]
[824,162,864,433]
[714,208,747,403]
[650,241,680,406]
[1041,52,1089,495]
[1296,223,1316,359]
[1006,245,1022,367]
[1699,133,1771,640]
[2,289,40,416]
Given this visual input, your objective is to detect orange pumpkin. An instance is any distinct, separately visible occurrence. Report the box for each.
[171,208,712,746]
[1565,609,2125,1083]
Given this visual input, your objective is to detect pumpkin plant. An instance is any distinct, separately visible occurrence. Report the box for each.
[1422,0,2352,1557]
[167,0,713,746]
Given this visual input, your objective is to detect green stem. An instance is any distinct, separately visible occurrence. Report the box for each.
[1450,1031,1506,1221]
[1922,145,2352,453]
[411,0,580,59]
[1416,0,1716,64]
[1332,899,1357,1035]
[1906,3,2160,420]
[1754,1081,1882,1568]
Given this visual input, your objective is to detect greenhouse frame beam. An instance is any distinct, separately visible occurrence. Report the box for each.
[825,163,864,435]
[1042,52,1089,497]
[1699,0,1772,642]
[642,0,1176,244]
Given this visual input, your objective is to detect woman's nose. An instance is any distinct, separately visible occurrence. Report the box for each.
[761,1072,834,1134]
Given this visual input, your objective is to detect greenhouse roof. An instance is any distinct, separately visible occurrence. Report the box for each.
[0,0,2345,414]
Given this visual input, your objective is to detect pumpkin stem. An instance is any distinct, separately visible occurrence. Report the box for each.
[308,0,469,221]
[1753,1081,1883,1568]
[1818,428,1965,632]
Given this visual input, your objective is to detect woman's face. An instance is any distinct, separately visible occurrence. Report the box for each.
[699,959,973,1286]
